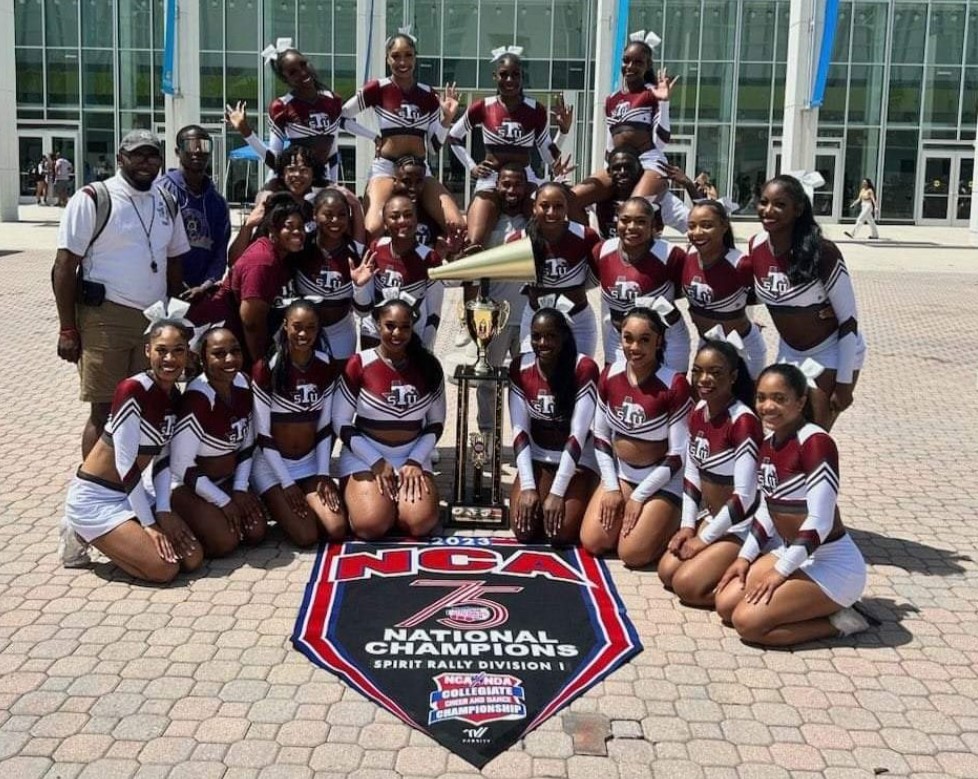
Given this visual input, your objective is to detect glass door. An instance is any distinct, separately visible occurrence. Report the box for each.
[18,136,45,200]
[954,157,973,224]
[666,138,695,203]
[919,155,952,222]
[812,150,842,221]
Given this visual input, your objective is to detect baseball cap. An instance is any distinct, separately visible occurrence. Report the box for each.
[119,129,163,153]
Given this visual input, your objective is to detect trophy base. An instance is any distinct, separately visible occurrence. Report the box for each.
[446,504,508,529]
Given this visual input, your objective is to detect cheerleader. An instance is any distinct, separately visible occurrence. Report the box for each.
[573,31,678,209]
[251,300,346,546]
[341,30,463,239]
[293,188,364,364]
[353,195,443,349]
[509,303,600,545]
[715,363,869,646]
[170,328,267,558]
[657,338,762,607]
[508,183,600,356]
[591,197,690,371]
[334,296,445,539]
[681,200,766,379]
[60,317,203,582]
[580,301,692,568]
[749,175,866,430]
[447,47,570,249]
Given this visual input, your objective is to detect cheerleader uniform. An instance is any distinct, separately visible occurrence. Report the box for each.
[738,424,866,607]
[594,362,692,504]
[63,372,179,542]
[681,245,767,379]
[605,87,670,172]
[293,238,363,360]
[334,349,446,476]
[748,233,866,382]
[341,78,447,179]
[352,237,443,348]
[448,96,563,191]
[681,399,762,544]
[508,222,601,356]
[509,353,600,496]
[591,237,691,371]
[250,351,340,494]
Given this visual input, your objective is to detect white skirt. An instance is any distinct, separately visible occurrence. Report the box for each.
[638,149,668,174]
[63,473,137,543]
[696,513,753,543]
[338,437,434,477]
[322,312,357,360]
[527,439,599,477]
[772,532,867,607]
[474,165,543,193]
[520,302,598,358]
[617,459,683,504]
[251,449,319,495]
[777,331,867,374]
[369,157,432,180]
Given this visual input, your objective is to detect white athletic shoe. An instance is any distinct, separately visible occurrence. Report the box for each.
[829,606,870,637]
[58,517,91,568]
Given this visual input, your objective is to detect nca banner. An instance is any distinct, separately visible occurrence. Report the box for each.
[292,539,641,767]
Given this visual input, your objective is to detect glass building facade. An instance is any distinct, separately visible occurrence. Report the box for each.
[13,0,978,224]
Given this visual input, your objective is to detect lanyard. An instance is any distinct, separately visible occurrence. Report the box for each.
[127,194,159,273]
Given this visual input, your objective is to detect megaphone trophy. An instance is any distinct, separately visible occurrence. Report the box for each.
[428,238,538,528]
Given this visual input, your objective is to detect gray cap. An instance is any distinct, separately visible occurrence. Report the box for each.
[119,129,162,153]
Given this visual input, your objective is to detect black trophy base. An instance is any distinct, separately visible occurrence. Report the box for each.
[446,503,508,529]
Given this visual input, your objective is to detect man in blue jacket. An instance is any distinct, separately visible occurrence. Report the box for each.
[160,125,232,301]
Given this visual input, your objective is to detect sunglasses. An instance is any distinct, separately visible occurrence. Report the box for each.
[178,138,213,154]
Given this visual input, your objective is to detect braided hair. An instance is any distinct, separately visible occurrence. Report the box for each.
[269,299,321,395]
[531,308,579,422]
[765,174,822,286]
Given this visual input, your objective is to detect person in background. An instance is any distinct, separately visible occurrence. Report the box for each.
[35,155,50,205]
[160,125,232,302]
[694,171,719,200]
[54,151,74,207]
[844,178,880,240]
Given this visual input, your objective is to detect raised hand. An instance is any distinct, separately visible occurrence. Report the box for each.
[551,94,574,135]
[650,68,680,102]
[438,82,460,126]
[350,250,378,287]
[551,154,577,183]
[225,101,254,137]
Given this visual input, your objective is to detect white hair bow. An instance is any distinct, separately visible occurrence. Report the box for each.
[261,38,294,65]
[629,30,662,49]
[704,324,745,356]
[535,293,575,323]
[142,298,192,334]
[189,321,226,353]
[784,170,825,203]
[376,288,418,309]
[386,25,417,46]
[277,294,325,309]
[490,45,524,63]
[632,295,676,327]
[778,357,825,389]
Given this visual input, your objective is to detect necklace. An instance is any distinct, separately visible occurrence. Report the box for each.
[127,194,158,273]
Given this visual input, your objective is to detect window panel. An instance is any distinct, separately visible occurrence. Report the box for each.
[480,0,518,57]
[820,64,848,124]
[515,1,554,58]
[119,0,153,49]
[843,127,880,208]
[15,0,43,45]
[522,60,550,91]
[224,0,257,51]
[830,2,851,63]
[550,60,585,91]
[694,124,731,201]
[201,52,225,112]
[700,1,735,61]
[15,48,44,104]
[847,64,883,124]
[887,65,922,124]
[201,0,224,50]
[334,2,356,56]
[696,62,733,122]
[927,3,966,67]
[45,0,79,47]
[443,1,478,57]
[740,1,776,62]
[119,110,154,133]
[890,3,926,64]
[775,0,789,62]
[736,63,772,123]
[663,0,701,63]
[417,57,442,87]
[300,0,333,54]
[922,65,961,129]
[407,2,441,62]
[732,126,769,210]
[83,49,114,107]
[850,1,888,64]
[227,53,259,113]
[442,58,477,88]
[772,63,786,116]
[670,62,697,126]
[969,9,978,67]
[47,49,80,107]
[553,1,585,59]
[334,56,357,98]
[962,68,978,134]
[881,129,918,219]
[119,50,153,110]
[265,0,296,42]
[80,0,113,47]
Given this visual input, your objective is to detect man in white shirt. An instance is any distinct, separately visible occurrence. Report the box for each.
[53,152,74,207]
[52,129,191,456]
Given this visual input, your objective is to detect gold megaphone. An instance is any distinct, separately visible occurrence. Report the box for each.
[428,237,538,282]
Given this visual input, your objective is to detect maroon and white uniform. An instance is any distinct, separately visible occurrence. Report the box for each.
[590,237,690,370]
[508,353,599,497]
[63,372,179,541]
[507,222,601,356]
[354,237,442,347]
[342,78,447,167]
[595,197,627,239]
[170,373,255,507]
[681,246,766,378]
[594,363,692,503]
[681,399,762,543]
[334,348,446,475]
[605,86,671,170]
[738,423,866,606]
[748,233,865,383]
[448,96,561,190]
[294,239,364,360]
[250,351,339,493]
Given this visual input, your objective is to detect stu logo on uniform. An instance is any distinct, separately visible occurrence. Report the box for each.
[294,382,321,405]
[610,102,631,122]
[542,257,568,282]
[530,391,556,417]
[317,269,344,292]
[691,433,710,462]
[385,381,419,409]
[378,269,404,288]
[611,277,641,302]
[161,413,177,439]
[761,269,790,296]
[229,417,250,445]
[308,112,331,133]
[759,458,778,492]
[687,277,713,306]
[498,120,523,142]
[615,397,646,427]
[399,103,422,121]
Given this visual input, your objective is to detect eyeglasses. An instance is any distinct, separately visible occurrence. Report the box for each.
[122,149,163,162]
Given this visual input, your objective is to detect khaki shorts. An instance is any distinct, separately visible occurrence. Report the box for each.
[76,300,148,404]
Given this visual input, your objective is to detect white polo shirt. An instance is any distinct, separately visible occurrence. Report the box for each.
[58,171,191,310]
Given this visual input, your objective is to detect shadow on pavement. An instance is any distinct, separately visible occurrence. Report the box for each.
[850,528,971,577]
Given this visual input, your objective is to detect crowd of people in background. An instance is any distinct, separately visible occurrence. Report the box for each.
[52,30,872,648]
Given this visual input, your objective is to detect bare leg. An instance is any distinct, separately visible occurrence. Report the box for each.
[670,537,742,608]
[90,519,181,584]
[465,192,501,249]
[82,402,111,460]
[631,169,667,199]
[299,477,348,541]
[729,554,843,647]
[260,485,319,548]
[344,472,397,540]
[553,468,599,546]
[364,176,396,240]
[394,474,440,537]
[580,482,622,556]
[616,485,680,569]
[421,177,465,232]
[810,368,861,432]
[571,170,613,211]
[171,486,244,558]
[509,475,544,543]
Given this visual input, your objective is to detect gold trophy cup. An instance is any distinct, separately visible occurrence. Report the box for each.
[465,295,510,375]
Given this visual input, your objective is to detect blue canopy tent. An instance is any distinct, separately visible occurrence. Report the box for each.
[224,144,264,204]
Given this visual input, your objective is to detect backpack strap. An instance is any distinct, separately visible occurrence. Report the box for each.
[157,185,179,221]
[81,181,113,255]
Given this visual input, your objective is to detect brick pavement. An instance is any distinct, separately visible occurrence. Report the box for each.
[1,215,978,778]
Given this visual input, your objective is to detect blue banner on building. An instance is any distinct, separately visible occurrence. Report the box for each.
[161,0,177,95]
[811,0,840,107]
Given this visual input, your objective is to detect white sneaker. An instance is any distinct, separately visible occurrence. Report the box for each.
[431,449,441,465]
[829,606,870,637]
[58,518,91,568]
